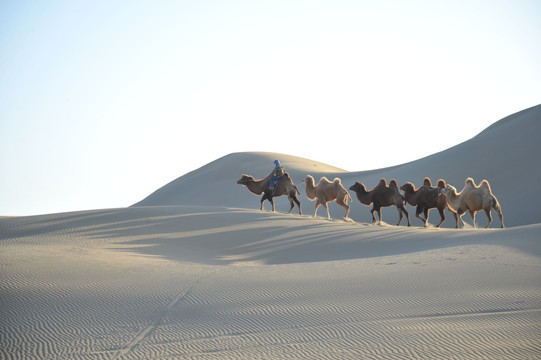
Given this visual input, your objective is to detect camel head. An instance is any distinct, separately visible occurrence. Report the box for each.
[349,182,367,194]
[237,174,255,186]
[440,184,457,197]
[301,175,315,186]
[400,182,416,194]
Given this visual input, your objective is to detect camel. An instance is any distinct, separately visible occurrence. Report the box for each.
[237,172,302,214]
[440,177,504,228]
[349,178,411,226]
[301,175,353,220]
[400,177,457,227]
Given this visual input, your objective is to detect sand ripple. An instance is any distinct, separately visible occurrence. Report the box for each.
[1,207,540,359]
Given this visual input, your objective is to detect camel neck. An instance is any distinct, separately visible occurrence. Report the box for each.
[304,180,317,200]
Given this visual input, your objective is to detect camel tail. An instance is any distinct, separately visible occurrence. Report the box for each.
[340,186,353,202]
[336,181,352,201]
[491,194,502,214]
[491,194,505,228]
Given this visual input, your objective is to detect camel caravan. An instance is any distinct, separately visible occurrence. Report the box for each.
[237,161,505,229]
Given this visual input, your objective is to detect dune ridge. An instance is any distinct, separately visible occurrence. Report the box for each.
[135,104,541,228]
[1,105,540,359]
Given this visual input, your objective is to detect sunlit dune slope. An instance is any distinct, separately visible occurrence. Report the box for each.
[134,104,541,227]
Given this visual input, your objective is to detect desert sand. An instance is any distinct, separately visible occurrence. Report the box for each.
[1,105,540,359]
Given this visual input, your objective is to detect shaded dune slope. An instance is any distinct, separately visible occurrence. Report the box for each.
[1,206,540,266]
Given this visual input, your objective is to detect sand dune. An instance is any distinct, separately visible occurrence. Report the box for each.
[1,105,540,359]
[137,104,541,228]
[1,206,540,359]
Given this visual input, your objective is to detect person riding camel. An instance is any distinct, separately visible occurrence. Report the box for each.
[268,160,285,195]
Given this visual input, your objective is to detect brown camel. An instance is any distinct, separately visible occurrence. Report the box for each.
[440,177,504,228]
[400,177,457,227]
[349,178,411,226]
[237,172,302,214]
[301,175,352,220]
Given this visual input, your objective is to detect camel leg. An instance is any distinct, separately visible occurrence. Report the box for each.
[484,208,493,228]
[469,210,476,228]
[415,207,427,227]
[338,198,350,219]
[451,211,459,229]
[456,208,465,228]
[288,199,295,213]
[270,197,276,212]
[398,204,411,226]
[323,202,330,219]
[295,197,303,216]
[370,207,378,223]
[287,195,295,214]
[397,207,404,226]
[424,208,430,226]
[459,214,466,228]
[436,207,446,228]
[260,195,265,211]
[314,200,321,217]
[290,192,302,215]
[261,191,274,211]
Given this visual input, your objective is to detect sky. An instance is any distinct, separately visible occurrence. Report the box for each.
[1,0,540,216]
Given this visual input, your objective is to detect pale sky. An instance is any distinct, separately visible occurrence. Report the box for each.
[1,0,540,216]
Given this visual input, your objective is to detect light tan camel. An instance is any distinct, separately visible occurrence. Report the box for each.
[350,178,411,226]
[440,177,504,228]
[301,175,352,219]
[237,172,302,214]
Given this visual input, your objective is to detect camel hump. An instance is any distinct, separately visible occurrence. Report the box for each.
[437,179,446,188]
[423,177,432,186]
[389,179,398,188]
[465,177,476,187]
[379,178,387,186]
[480,179,491,192]
[319,176,332,184]
[333,178,342,185]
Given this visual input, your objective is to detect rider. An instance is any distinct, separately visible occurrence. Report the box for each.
[268,160,285,195]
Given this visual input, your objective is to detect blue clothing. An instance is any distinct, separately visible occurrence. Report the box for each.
[268,162,285,191]
[269,176,279,190]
